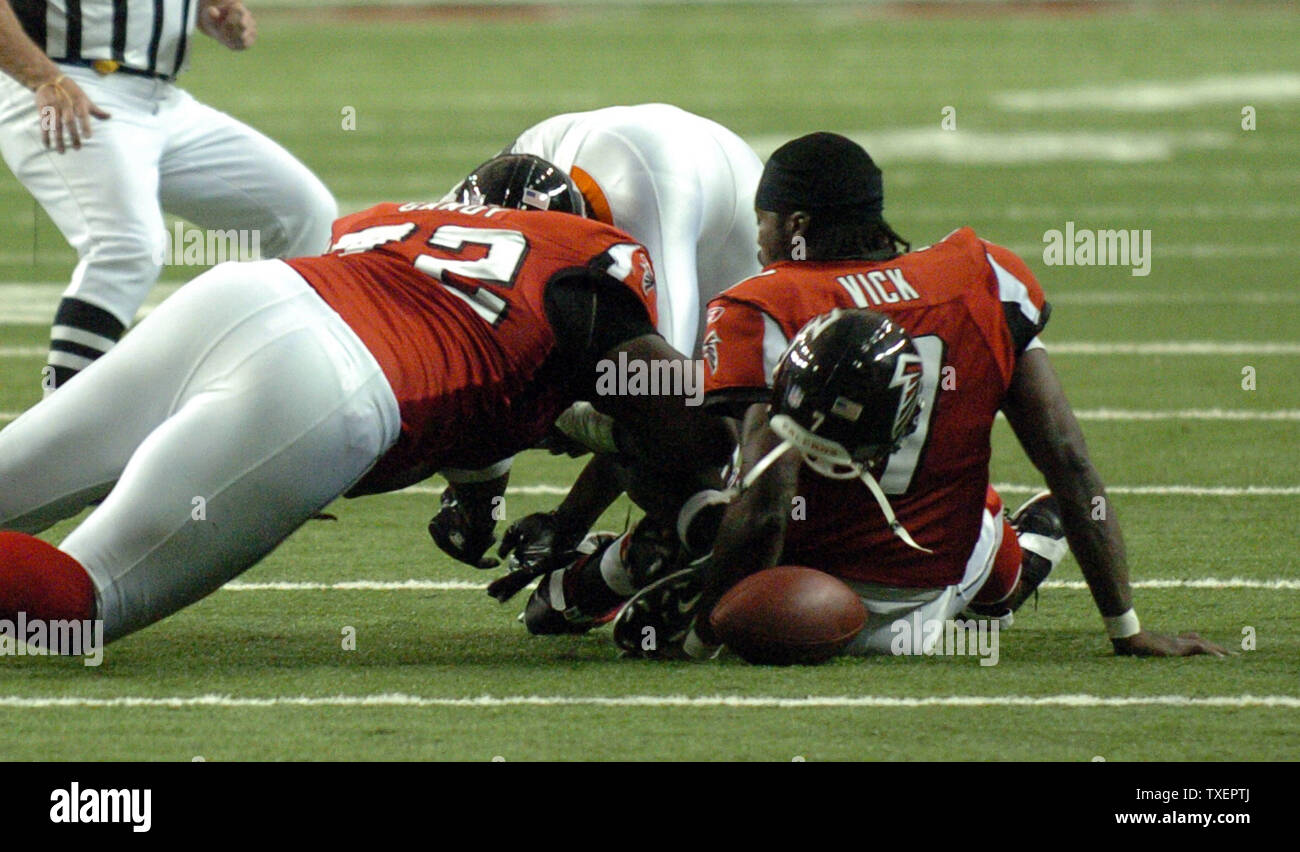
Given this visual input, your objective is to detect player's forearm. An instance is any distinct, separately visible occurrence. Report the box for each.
[705,485,787,598]
[1003,351,1134,618]
[1047,459,1133,617]
[700,411,797,611]
[0,2,62,89]
[553,453,627,535]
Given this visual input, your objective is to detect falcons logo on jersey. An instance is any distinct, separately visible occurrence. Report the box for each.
[887,351,924,441]
[702,329,722,374]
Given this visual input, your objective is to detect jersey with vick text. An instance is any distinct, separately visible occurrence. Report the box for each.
[287,202,657,487]
[703,227,1049,587]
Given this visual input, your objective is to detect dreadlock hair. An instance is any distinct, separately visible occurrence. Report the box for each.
[788,209,911,262]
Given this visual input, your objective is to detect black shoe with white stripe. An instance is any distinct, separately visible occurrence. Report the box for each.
[1009,491,1067,609]
[522,533,622,635]
[966,491,1067,623]
[612,567,705,659]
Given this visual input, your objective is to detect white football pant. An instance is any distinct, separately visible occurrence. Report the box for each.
[512,103,763,355]
[0,261,400,641]
[0,65,336,333]
[842,506,1004,656]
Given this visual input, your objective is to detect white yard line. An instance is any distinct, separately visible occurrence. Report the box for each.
[1046,342,1300,355]
[1071,409,1300,421]
[991,484,1300,496]
[0,693,1296,710]
[218,577,1300,593]
[994,73,1300,112]
[1051,291,1300,305]
[746,128,1232,164]
[225,580,486,591]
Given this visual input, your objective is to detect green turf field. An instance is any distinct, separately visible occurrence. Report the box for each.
[1,2,1298,761]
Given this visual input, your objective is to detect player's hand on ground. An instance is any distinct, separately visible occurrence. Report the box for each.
[200,0,257,50]
[496,511,582,576]
[1112,630,1231,658]
[428,487,500,570]
[35,76,110,154]
[487,512,585,602]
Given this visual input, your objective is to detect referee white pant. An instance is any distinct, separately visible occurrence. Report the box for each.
[0,261,400,642]
[0,65,337,335]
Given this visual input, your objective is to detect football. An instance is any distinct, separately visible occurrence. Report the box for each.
[708,566,868,665]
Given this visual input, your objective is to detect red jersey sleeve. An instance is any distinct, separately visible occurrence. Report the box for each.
[701,297,788,417]
[597,242,659,330]
[981,239,1051,354]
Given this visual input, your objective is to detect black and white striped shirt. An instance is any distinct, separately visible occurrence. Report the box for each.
[12,0,198,79]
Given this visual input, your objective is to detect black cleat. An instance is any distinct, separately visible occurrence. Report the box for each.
[965,491,1067,624]
[613,567,705,659]
[522,533,620,635]
[1009,491,1067,606]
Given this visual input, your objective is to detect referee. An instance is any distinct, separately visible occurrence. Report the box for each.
[0,0,337,389]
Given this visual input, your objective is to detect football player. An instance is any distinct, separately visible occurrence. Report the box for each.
[610,132,1228,659]
[428,116,761,594]
[0,160,728,648]
[428,106,763,579]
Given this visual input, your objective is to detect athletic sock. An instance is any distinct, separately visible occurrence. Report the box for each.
[565,533,634,615]
[46,297,125,390]
[0,532,96,623]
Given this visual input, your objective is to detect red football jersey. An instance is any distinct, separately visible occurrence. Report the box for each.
[287,202,657,486]
[703,227,1049,588]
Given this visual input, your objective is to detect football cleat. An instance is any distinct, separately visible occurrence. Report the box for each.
[966,491,1067,622]
[613,567,705,659]
[624,519,685,590]
[1007,491,1067,607]
[522,533,621,635]
[428,486,499,570]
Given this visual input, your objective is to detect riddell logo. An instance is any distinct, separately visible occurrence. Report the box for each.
[50,782,151,832]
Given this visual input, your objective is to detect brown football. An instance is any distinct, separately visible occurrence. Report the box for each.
[709,566,868,665]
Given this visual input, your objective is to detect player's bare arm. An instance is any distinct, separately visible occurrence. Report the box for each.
[1001,347,1228,658]
[0,1,109,152]
[199,0,256,50]
[692,403,800,643]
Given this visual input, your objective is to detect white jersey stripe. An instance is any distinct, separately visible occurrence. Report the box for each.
[760,311,788,385]
[986,251,1041,325]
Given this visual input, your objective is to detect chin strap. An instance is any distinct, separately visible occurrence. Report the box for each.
[740,439,794,492]
[856,466,933,554]
[738,436,932,554]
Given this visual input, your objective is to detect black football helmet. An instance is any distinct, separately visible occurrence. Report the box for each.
[761,308,931,553]
[769,308,924,478]
[451,154,586,216]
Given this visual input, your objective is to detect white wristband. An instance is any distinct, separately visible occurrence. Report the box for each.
[1103,608,1141,640]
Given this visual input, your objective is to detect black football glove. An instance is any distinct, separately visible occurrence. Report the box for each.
[487,511,586,602]
[428,486,500,570]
